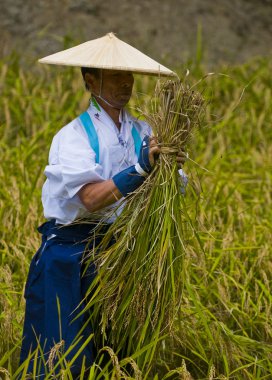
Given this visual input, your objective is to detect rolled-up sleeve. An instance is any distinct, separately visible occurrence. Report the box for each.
[44,124,104,200]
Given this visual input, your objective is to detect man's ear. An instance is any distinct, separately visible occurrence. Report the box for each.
[85,72,97,91]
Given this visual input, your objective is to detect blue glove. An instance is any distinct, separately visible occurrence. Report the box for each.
[137,135,152,175]
[112,135,152,197]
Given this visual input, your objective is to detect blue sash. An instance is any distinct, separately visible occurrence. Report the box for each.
[79,112,142,163]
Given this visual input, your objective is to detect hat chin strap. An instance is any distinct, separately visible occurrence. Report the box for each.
[92,70,121,110]
[92,92,120,109]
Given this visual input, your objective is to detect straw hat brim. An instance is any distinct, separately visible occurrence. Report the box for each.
[38,33,176,77]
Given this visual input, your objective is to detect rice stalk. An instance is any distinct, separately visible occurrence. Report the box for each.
[83,79,206,371]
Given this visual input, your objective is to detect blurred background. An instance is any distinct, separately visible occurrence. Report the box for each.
[1,0,272,69]
[1,1,272,378]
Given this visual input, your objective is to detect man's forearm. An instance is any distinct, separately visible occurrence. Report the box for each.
[78,180,123,212]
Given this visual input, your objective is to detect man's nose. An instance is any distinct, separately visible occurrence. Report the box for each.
[121,74,134,87]
[122,81,131,88]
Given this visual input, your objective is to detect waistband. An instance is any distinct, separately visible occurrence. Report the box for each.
[38,219,111,243]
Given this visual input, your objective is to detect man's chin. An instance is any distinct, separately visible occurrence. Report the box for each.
[119,94,131,104]
[114,96,131,108]
[99,94,131,109]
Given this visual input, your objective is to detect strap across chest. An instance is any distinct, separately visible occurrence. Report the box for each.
[79,112,141,164]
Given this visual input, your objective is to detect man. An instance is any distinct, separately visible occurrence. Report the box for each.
[20,33,186,377]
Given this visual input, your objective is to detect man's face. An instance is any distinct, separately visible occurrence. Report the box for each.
[87,69,134,109]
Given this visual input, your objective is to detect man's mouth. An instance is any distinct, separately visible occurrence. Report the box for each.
[119,92,131,98]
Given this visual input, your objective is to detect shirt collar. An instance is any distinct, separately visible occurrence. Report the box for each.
[88,97,134,125]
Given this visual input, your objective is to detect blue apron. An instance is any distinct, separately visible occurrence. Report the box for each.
[20,220,112,377]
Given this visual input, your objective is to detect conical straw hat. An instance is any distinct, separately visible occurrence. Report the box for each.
[38,32,176,77]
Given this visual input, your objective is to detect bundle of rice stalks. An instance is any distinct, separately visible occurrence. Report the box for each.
[85,79,206,370]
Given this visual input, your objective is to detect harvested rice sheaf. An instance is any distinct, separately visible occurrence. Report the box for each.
[85,78,206,363]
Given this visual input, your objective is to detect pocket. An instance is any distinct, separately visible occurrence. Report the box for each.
[24,241,46,298]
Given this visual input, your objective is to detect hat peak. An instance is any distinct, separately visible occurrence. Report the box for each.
[107,32,116,39]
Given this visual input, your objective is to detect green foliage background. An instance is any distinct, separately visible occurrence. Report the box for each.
[0,53,272,379]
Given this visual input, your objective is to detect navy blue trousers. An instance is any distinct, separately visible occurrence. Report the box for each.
[20,220,111,378]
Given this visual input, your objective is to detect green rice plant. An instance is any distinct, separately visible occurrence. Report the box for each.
[165,58,272,379]
[0,58,90,370]
[1,53,272,379]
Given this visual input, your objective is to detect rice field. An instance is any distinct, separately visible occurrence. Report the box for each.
[0,54,272,379]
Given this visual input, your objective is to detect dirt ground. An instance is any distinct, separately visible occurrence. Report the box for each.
[1,0,272,69]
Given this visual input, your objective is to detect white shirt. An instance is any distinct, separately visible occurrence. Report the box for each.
[42,100,151,224]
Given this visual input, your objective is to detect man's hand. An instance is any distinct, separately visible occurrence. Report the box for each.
[141,137,188,171]
[139,137,187,171]
[137,136,160,175]
[176,149,188,169]
[148,137,161,167]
